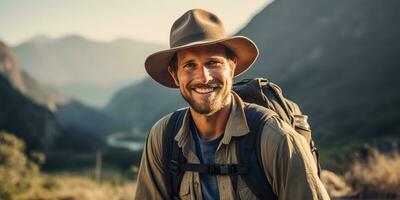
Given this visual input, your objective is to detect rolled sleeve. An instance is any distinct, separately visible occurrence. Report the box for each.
[135,114,171,200]
[261,117,330,200]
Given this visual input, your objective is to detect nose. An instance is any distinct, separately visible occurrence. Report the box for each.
[196,65,212,84]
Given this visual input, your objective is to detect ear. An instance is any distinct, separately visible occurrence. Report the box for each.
[229,56,238,77]
[168,66,180,86]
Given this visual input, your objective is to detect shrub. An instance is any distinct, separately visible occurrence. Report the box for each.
[320,170,354,198]
[346,149,400,198]
[0,131,43,199]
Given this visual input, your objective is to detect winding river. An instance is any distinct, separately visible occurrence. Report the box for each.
[106,131,145,151]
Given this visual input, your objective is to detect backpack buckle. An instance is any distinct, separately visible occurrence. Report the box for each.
[169,160,180,175]
[219,164,234,175]
[208,165,216,175]
[209,164,235,175]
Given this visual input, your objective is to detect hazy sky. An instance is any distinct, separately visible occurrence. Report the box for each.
[0,0,272,46]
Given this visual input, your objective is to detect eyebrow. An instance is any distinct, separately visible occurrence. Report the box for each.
[181,59,195,65]
[209,56,224,60]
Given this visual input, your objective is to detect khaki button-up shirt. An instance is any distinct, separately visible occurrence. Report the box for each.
[135,93,330,200]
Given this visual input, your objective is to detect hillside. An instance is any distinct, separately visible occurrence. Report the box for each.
[0,74,61,151]
[0,41,27,93]
[0,41,64,151]
[105,79,185,133]
[55,100,127,134]
[237,0,400,152]
[1,40,66,110]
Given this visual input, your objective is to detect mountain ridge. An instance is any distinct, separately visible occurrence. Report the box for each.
[13,34,166,107]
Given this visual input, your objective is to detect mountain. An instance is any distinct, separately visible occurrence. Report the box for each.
[105,0,400,168]
[55,100,128,134]
[105,79,185,133]
[21,71,67,111]
[13,35,166,107]
[0,41,62,151]
[0,41,27,93]
[0,75,63,151]
[236,0,400,151]
[1,40,65,110]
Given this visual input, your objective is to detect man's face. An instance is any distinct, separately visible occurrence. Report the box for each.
[169,44,237,115]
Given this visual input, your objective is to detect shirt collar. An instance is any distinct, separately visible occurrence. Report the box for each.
[174,91,250,147]
[221,92,250,144]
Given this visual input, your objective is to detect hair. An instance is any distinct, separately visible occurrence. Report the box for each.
[169,45,237,73]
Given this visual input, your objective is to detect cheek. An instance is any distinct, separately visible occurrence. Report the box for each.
[223,65,235,79]
[213,66,233,82]
[176,71,191,86]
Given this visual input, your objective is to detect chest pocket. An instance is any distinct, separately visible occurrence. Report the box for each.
[238,187,259,200]
[179,173,191,200]
[237,176,259,200]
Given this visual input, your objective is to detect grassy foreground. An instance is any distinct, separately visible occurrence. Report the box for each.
[1,131,137,200]
[2,131,400,199]
[13,175,136,200]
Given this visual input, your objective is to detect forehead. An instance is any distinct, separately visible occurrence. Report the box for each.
[177,44,227,62]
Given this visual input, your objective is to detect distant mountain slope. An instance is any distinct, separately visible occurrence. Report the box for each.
[22,71,67,111]
[105,0,400,166]
[0,74,62,151]
[56,100,127,134]
[1,40,65,110]
[0,41,62,151]
[0,41,27,93]
[105,79,185,132]
[13,35,166,107]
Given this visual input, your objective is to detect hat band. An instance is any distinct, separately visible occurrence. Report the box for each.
[171,32,225,48]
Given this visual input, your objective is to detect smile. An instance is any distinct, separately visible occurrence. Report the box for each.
[190,83,222,95]
[193,87,216,94]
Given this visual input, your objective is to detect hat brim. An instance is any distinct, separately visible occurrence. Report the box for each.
[145,36,259,88]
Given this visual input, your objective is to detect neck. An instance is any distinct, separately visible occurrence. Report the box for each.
[190,96,232,141]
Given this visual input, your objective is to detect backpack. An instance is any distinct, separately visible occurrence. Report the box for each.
[162,78,321,200]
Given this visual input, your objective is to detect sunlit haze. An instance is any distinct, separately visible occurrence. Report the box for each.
[0,0,272,46]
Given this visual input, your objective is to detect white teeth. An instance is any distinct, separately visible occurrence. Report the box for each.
[194,87,214,94]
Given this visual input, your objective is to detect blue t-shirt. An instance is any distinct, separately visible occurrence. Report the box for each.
[191,121,223,200]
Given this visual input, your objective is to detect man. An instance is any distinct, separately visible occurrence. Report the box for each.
[135,9,330,200]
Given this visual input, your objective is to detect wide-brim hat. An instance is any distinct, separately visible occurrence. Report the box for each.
[145,9,259,88]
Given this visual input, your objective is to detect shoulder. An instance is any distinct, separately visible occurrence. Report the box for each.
[244,103,277,118]
[244,103,305,148]
[149,113,173,138]
[261,116,316,175]
[262,116,308,153]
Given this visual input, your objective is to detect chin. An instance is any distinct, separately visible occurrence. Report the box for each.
[191,102,223,116]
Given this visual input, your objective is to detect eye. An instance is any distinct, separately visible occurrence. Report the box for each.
[207,60,222,67]
[183,62,196,68]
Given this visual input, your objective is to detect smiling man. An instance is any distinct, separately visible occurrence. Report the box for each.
[135,9,330,200]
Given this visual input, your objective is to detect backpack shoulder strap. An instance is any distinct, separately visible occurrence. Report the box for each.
[162,109,186,200]
[236,103,278,200]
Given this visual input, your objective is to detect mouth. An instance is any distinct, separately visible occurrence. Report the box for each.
[190,84,221,95]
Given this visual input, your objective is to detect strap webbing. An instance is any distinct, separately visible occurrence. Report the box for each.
[236,104,278,200]
[180,163,248,175]
[163,109,186,200]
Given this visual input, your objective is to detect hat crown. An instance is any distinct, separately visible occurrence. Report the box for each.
[170,9,226,48]
[145,9,258,88]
